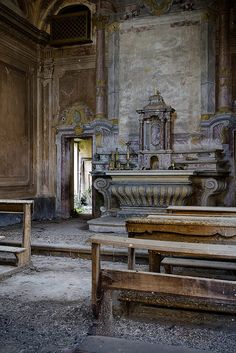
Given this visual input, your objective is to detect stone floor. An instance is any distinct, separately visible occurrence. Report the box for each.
[0,216,235,353]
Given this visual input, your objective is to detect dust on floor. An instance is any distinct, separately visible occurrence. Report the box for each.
[0,219,236,353]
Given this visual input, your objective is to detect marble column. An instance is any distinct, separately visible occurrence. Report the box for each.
[95,14,108,119]
[217,0,232,112]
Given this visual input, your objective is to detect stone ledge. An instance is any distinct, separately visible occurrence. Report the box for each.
[72,335,210,353]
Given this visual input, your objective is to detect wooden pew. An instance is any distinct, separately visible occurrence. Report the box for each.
[126,212,236,273]
[0,199,34,267]
[89,234,236,317]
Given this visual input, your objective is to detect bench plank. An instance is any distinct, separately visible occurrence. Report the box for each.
[0,200,34,213]
[161,257,236,272]
[0,246,26,253]
[101,269,236,302]
[167,206,236,216]
[88,235,236,260]
[127,215,236,238]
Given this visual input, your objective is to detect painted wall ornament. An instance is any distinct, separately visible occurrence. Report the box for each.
[143,0,173,16]
[55,102,94,134]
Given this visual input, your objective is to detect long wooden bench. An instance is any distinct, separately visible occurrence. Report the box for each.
[164,206,236,274]
[0,199,34,267]
[89,234,236,317]
[126,213,236,273]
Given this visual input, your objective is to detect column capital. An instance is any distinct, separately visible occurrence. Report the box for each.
[93,13,110,30]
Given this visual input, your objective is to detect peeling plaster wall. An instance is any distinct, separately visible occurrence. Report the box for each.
[117,12,204,140]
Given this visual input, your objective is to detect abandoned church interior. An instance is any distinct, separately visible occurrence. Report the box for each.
[0,0,235,222]
[0,0,236,353]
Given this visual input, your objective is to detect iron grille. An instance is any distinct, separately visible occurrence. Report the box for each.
[50,11,91,46]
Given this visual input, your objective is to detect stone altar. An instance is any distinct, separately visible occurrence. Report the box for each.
[94,170,195,216]
[89,90,229,232]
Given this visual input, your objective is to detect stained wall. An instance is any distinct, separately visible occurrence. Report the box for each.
[114,11,214,141]
[0,31,37,200]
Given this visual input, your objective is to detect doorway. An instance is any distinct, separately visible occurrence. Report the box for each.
[57,132,93,218]
[73,138,92,215]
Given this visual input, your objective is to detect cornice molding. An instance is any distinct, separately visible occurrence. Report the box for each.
[0,3,49,45]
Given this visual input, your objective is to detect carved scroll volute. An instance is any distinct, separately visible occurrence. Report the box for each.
[94,177,111,214]
[201,178,227,206]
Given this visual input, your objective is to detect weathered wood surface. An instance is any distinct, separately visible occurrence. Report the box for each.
[167,206,236,216]
[0,246,27,267]
[90,234,236,317]
[126,212,236,273]
[0,246,25,253]
[88,234,236,260]
[161,257,236,273]
[0,199,33,267]
[101,269,236,302]
[127,215,236,238]
[0,199,34,213]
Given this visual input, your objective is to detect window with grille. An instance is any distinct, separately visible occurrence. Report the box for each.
[50,5,92,46]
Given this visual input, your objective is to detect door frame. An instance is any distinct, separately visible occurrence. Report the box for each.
[56,127,93,218]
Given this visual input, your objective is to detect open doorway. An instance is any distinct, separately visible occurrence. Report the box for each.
[73,138,92,215]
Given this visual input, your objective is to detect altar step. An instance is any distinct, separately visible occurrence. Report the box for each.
[87,216,127,234]
[72,336,210,353]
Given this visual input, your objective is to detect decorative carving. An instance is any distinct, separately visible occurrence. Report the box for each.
[137,90,175,169]
[55,102,94,134]
[96,79,106,97]
[94,177,111,214]
[107,22,120,33]
[201,178,227,206]
[143,0,173,16]
[110,183,192,209]
[94,171,194,216]
[41,59,54,84]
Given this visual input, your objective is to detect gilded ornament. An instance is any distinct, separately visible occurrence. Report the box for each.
[96,79,106,86]
[111,119,118,125]
[201,114,211,121]
[107,22,120,33]
[56,102,94,132]
[143,0,173,16]
[74,126,83,135]
[95,113,107,120]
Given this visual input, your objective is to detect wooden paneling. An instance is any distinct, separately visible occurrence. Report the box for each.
[0,60,31,186]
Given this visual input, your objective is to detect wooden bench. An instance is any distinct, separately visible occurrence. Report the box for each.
[0,199,34,267]
[0,245,27,266]
[126,213,236,272]
[89,234,236,317]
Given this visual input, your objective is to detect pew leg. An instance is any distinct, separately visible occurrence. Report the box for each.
[92,243,102,318]
[164,264,173,274]
[149,250,161,272]
[128,248,135,270]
